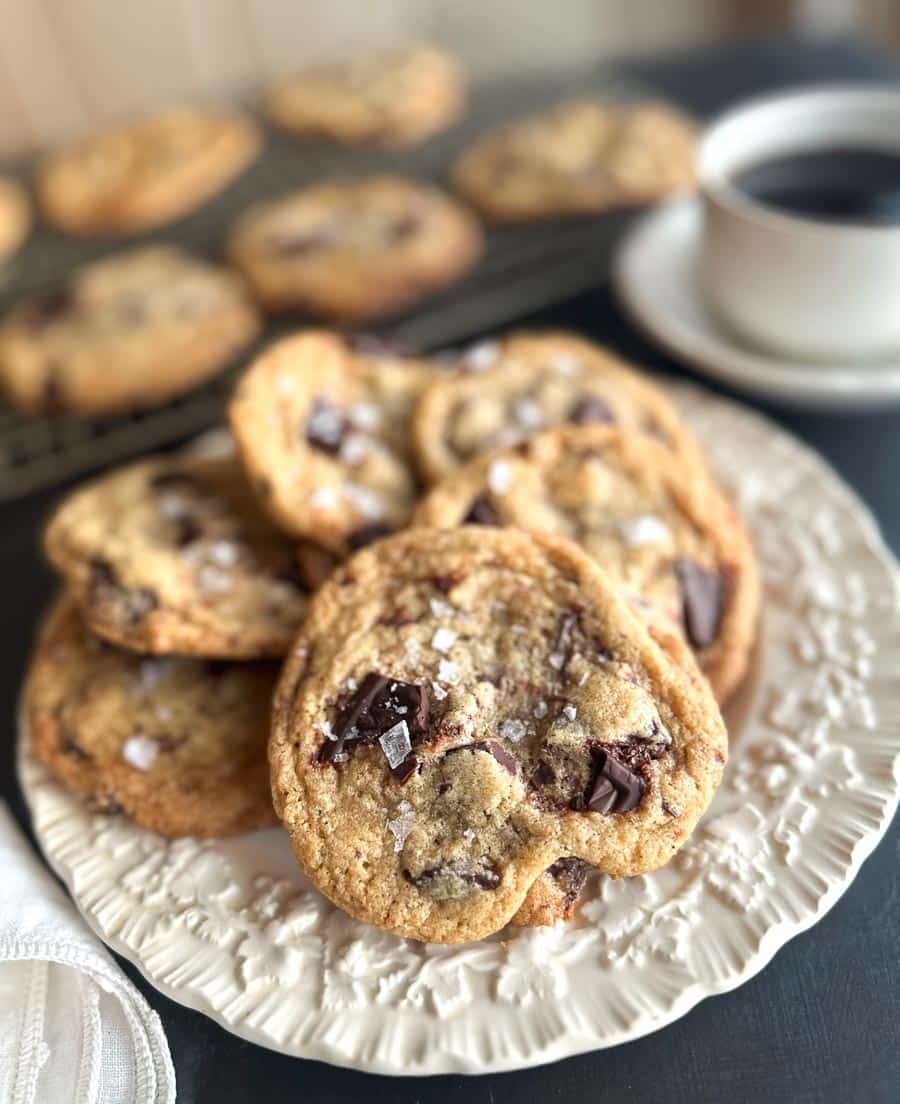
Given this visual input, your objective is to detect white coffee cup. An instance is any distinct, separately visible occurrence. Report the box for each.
[698,85,900,362]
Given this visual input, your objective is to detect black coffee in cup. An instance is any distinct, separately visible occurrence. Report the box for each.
[734,147,900,225]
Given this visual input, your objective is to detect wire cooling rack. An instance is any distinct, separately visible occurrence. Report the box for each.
[0,67,675,501]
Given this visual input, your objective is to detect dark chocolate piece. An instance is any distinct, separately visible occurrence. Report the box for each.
[319,673,431,764]
[464,496,501,526]
[305,396,345,454]
[570,395,615,425]
[586,750,645,814]
[675,558,724,649]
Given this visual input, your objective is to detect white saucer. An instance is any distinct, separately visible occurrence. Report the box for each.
[614,199,900,410]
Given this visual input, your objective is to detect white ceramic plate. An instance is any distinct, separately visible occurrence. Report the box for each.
[614,199,900,410]
[18,384,900,1076]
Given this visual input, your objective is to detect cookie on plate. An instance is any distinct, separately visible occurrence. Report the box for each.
[37,107,260,235]
[44,454,309,658]
[265,43,465,148]
[412,330,705,484]
[0,176,30,261]
[0,245,260,415]
[27,599,278,838]
[452,99,696,222]
[270,526,727,944]
[229,330,430,553]
[413,425,759,704]
[227,176,483,321]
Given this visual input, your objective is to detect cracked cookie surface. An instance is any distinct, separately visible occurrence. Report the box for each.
[227,176,483,321]
[414,425,758,704]
[412,330,705,484]
[270,527,727,943]
[44,454,308,657]
[27,600,278,837]
[230,330,431,553]
[37,107,260,235]
[453,99,696,222]
[0,245,259,415]
[265,43,465,148]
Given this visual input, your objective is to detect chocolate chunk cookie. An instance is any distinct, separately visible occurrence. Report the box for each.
[270,527,727,943]
[0,245,260,415]
[230,330,430,553]
[412,330,705,484]
[44,454,308,657]
[27,599,278,837]
[37,108,260,235]
[264,43,465,148]
[227,176,483,321]
[414,425,759,704]
[0,176,30,262]
[453,99,696,222]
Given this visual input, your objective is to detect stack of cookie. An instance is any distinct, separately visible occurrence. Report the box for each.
[26,327,759,944]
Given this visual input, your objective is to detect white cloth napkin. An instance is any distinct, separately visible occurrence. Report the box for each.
[0,803,175,1104]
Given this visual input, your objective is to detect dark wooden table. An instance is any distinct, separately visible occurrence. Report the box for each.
[4,33,899,1104]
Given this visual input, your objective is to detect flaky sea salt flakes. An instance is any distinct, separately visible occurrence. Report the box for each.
[343,483,384,520]
[549,350,581,375]
[462,827,476,842]
[487,459,514,495]
[198,565,232,594]
[305,400,343,448]
[548,651,565,671]
[533,700,549,719]
[207,540,240,567]
[499,718,527,742]
[432,682,448,701]
[562,703,578,722]
[314,719,335,741]
[122,736,159,771]
[158,493,188,520]
[309,487,339,511]
[347,402,381,431]
[379,720,412,770]
[429,596,453,619]
[462,339,500,371]
[513,396,544,429]
[339,433,370,466]
[431,627,457,653]
[437,659,461,686]
[618,514,671,548]
[387,801,415,852]
[344,676,359,693]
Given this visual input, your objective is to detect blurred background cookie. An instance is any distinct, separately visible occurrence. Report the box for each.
[37,107,260,235]
[264,43,466,148]
[0,245,259,415]
[228,176,483,321]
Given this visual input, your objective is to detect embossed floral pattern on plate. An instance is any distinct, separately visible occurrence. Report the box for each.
[18,382,900,1075]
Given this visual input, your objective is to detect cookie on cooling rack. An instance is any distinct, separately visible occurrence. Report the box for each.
[270,527,727,943]
[0,245,260,415]
[44,454,309,658]
[452,99,697,222]
[27,599,278,838]
[227,176,483,321]
[37,107,260,235]
[265,43,465,148]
